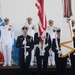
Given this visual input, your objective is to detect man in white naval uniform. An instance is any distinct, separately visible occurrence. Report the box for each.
[0,18,14,66]
[47,20,57,66]
[25,17,35,66]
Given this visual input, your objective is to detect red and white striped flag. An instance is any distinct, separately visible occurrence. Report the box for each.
[35,0,47,41]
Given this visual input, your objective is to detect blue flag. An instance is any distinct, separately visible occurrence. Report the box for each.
[0,18,5,37]
[0,18,5,26]
[12,39,19,64]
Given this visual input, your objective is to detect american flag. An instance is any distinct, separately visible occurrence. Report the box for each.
[35,0,47,41]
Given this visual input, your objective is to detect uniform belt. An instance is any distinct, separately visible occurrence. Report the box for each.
[56,48,61,51]
[21,46,30,48]
[21,47,24,48]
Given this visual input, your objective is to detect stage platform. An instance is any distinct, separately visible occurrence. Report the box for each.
[0,65,72,75]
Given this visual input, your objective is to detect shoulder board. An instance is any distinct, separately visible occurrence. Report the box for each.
[9,25,13,27]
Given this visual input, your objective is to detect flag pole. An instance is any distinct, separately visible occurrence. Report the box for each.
[68,18,73,39]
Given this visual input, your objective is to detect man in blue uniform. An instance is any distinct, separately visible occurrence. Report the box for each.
[70,28,75,75]
[34,32,51,75]
[52,29,67,75]
[16,26,34,75]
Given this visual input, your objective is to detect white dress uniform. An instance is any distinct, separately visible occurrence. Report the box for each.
[0,25,14,66]
[46,26,57,66]
[25,23,35,66]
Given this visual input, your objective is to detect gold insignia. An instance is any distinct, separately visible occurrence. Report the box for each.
[8,28,11,31]
[32,27,34,30]
[9,25,13,27]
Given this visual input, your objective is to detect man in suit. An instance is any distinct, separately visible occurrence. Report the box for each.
[52,29,67,75]
[34,32,51,75]
[16,26,34,75]
[70,28,75,75]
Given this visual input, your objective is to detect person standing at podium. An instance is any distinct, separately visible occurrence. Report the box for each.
[16,26,34,75]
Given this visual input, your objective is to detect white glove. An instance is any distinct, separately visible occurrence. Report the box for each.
[73,53,75,55]
[58,51,62,57]
[23,40,26,45]
[58,51,61,54]
[24,52,29,57]
[26,52,29,56]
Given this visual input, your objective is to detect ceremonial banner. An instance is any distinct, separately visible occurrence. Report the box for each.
[12,39,19,64]
[60,0,74,57]
[35,0,47,41]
